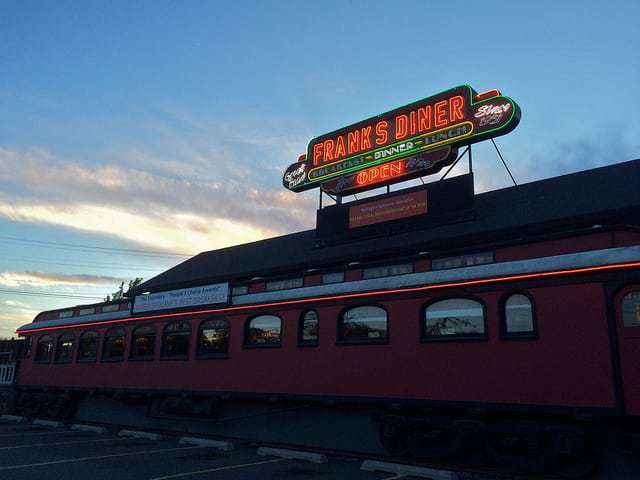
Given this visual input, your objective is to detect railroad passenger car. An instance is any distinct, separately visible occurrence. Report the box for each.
[14,159,640,477]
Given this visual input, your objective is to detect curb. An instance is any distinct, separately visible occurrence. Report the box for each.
[117,429,162,441]
[0,415,25,423]
[33,419,64,428]
[257,446,327,464]
[71,424,108,434]
[361,460,458,479]
[179,436,234,451]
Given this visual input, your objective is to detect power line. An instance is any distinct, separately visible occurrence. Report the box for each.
[0,289,104,300]
[3,256,167,272]
[0,235,192,258]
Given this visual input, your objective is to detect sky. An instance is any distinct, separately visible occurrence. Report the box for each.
[0,0,639,337]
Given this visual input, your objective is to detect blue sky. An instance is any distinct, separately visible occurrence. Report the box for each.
[0,0,639,336]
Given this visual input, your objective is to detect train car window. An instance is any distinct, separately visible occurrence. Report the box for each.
[102,328,126,361]
[298,310,319,346]
[266,278,303,291]
[423,299,486,340]
[23,336,32,357]
[162,321,191,358]
[77,331,99,362]
[35,335,53,363]
[431,252,494,271]
[322,272,344,284]
[503,293,536,337]
[54,334,75,363]
[197,318,229,357]
[245,315,281,347]
[622,291,640,326]
[363,263,412,279]
[231,286,249,296]
[338,306,388,344]
[130,325,156,359]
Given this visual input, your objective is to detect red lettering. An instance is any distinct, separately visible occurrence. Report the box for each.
[313,143,323,165]
[356,171,367,185]
[434,101,448,127]
[390,160,402,176]
[417,106,432,132]
[335,135,346,159]
[323,139,335,161]
[360,126,372,150]
[375,121,389,145]
[380,164,390,178]
[449,95,465,122]
[395,114,408,140]
[348,130,360,154]
[409,111,417,136]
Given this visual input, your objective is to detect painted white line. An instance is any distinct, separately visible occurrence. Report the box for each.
[0,437,125,450]
[257,446,327,464]
[0,445,207,471]
[361,460,458,479]
[32,419,64,428]
[71,424,107,434]
[0,415,25,422]
[150,458,286,480]
[117,429,162,441]
[178,436,234,451]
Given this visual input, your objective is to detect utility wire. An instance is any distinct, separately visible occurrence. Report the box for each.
[0,235,192,258]
[2,256,166,272]
[0,289,104,300]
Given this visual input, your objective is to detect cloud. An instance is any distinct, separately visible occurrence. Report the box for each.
[0,147,318,254]
[2,300,33,309]
[0,271,123,288]
[0,311,36,338]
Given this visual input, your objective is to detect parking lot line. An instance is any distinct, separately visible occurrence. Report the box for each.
[0,436,127,450]
[0,445,209,471]
[149,458,287,480]
[0,430,83,438]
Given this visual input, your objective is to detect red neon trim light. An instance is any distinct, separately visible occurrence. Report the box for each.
[475,89,501,101]
[18,261,640,334]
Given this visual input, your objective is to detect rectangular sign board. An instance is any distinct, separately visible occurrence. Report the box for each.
[349,190,428,228]
[133,283,229,313]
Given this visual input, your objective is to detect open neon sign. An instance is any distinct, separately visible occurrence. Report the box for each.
[283,85,520,193]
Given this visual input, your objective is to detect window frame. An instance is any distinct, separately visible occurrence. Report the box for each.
[160,320,192,360]
[421,296,488,343]
[500,291,538,340]
[336,304,389,346]
[129,324,157,361]
[34,335,54,363]
[244,313,283,349]
[196,317,230,359]
[76,330,100,363]
[298,309,319,347]
[54,333,76,364]
[101,327,127,362]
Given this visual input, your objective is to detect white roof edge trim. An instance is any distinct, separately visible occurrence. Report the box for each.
[17,309,130,333]
[232,245,640,306]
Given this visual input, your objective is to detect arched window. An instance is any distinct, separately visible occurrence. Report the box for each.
[338,306,388,343]
[77,331,99,362]
[197,318,229,357]
[503,293,536,337]
[298,310,319,346]
[102,328,126,360]
[35,335,53,362]
[162,321,191,358]
[245,315,281,347]
[130,325,156,359]
[54,334,75,363]
[622,291,640,327]
[423,298,486,340]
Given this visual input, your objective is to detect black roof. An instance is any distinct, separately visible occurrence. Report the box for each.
[136,159,640,294]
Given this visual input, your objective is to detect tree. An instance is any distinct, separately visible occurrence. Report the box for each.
[104,277,143,302]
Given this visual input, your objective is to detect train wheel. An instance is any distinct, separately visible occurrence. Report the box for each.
[379,415,408,456]
[549,427,602,479]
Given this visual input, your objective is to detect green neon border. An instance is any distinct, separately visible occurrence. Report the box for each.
[301,86,518,186]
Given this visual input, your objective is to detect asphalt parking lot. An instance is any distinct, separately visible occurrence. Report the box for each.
[0,418,426,480]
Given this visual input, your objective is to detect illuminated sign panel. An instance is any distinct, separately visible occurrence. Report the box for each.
[283,85,520,192]
[349,190,427,228]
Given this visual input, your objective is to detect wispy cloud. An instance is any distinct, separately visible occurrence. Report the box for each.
[0,271,123,288]
[0,311,36,338]
[2,300,33,309]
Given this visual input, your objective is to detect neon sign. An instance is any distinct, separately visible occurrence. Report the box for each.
[283,85,520,192]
